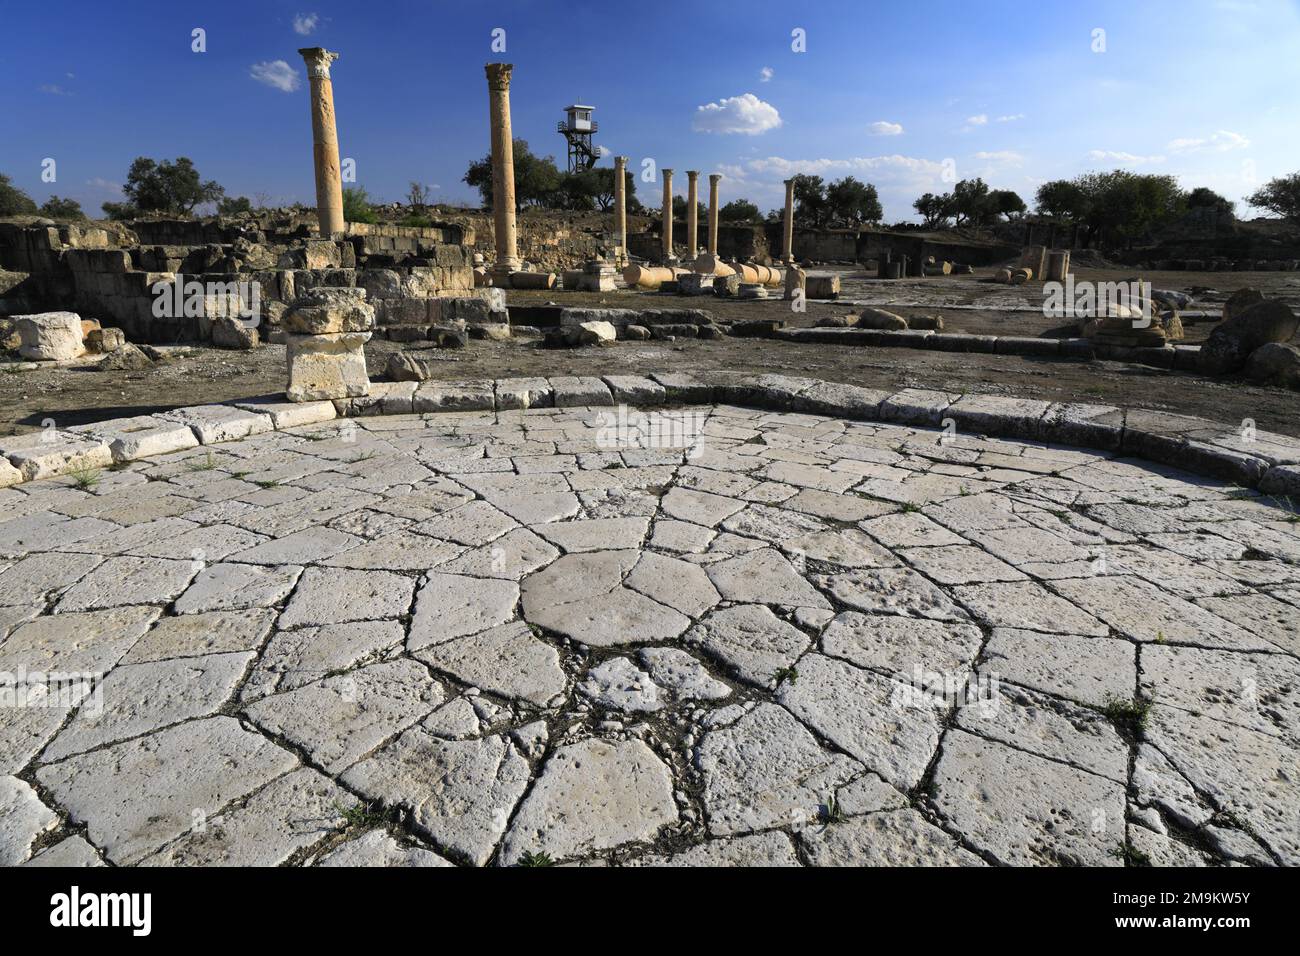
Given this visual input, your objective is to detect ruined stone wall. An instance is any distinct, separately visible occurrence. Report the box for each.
[440,209,651,271]
[0,216,476,344]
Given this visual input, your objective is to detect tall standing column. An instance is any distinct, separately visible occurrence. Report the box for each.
[299,48,344,237]
[485,63,520,284]
[685,170,700,261]
[707,173,721,256]
[614,155,628,264]
[661,168,674,263]
[782,178,795,264]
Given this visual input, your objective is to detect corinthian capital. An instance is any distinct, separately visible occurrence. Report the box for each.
[485,63,514,91]
[299,47,339,79]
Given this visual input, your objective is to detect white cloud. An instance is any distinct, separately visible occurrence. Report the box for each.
[1167,130,1250,153]
[692,93,782,135]
[250,60,301,93]
[38,84,71,95]
[869,120,903,136]
[292,12,319,35]
[974,150,1024,165]
[1086,149,1166,165]
[995,113,1025,123]
[965,114,988,126]
[759,66,773,82]
[85,177,123,196]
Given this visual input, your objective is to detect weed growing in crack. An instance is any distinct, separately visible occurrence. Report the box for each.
[1101,695,1151,737]
[68,466,101,490]
[517,851,555,867]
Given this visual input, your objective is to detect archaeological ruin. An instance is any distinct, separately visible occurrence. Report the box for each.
[2,4,1299,907]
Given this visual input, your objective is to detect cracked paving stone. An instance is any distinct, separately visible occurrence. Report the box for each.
[930,729,1126,866]
[241,620,406,702]
[0,775,58,865]
[900,545,1028,585]
[173,563,303,614]
[1048,576,1265,649]
[778,654,942,791]
[535,516,650,553]
[697,702,862,837]
[787,528,900,569]
[0,605,159,676]
[0,552,103,606]
[684,604,809,688]
[342,727,530,866]
[1145,704,1300,864]
[1139,644,1300,744]
[41,651,255,762]
[660,487,746,527]
[625,551,721,618]
[977,628,1136,708]
[720,502,828,545]
[821,612,983,692]
[54,556,199,612]
[412,500,518,546]
[706,547,831,609]
[799,809,985,867]
[954,686,1129,783]
[526,578,690,648]
[120,609,276,665]
[950,581,1107,636]
[141,767,348,866]
[315,829,454,867]
[500,737,676,865]
[1127,823,1211,867]
[578,657,663,712]
[318,535,462,572]
[815,568,968,622]
[225,527,363,566]
[277,567,415,629]
[1132,742,1214,831]
[436,527,559,580]
[413,621,565,708]
[1194,591,1300,656]
[243,659,443,774]
[407,573,520,651]
[22,835,105,867]
[35,716,297,865]
[637,647,731,702]
[631,831,801,866]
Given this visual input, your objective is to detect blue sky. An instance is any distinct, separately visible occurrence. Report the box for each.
[2,0,1298,222]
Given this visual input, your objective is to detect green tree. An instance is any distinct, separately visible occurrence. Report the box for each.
[1248,172,1300,222]
[406,181,431,208]
[1186,186,1235,219]
[463,139,564,210]
[719,198,760,222]
[1076,170,1186,248]
[39,195,85,220]
[826,176,882,225]
[988,189,1027,221]
[342,186,378,224]
[951,177,991,229]
[671,195,708,223]
[120,157,225,216]
[0,174,39,216]
[217,196,253,216]
[913,192,951,229]
[790,174,828,226]
[1034,179,1090,220]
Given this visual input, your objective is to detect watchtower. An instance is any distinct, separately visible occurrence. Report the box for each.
[558,104,599,173]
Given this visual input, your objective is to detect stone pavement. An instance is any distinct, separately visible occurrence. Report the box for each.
[2,399,1298,866]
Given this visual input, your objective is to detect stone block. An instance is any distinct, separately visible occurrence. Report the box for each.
[158,404,275,445]
[412,381,495,413]
[349,381,417,416]
[15,311,84,361]
[0,431,114,481]
[231,396,337,429]
[283,287,374,335]
[211,316,260,349]
[285,332,372,403]
[85,327,126,354]
[495,377,553,410]
[70,415,201,463]
[805,274,840,299]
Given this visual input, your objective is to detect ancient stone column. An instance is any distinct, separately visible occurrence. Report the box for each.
[782,178,795,263]
[486,63,520,284]
[685,170,700,261]
[299,48,345,237]
[707,173,721,256]
[614,155,628,264]
[661,168,674,263]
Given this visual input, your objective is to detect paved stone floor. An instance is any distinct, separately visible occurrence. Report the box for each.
[2,402,1298,867]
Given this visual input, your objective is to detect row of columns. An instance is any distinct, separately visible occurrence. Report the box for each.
[297,54,798,270]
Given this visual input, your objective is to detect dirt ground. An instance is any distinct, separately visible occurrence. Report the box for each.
[4,266,1299,439]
